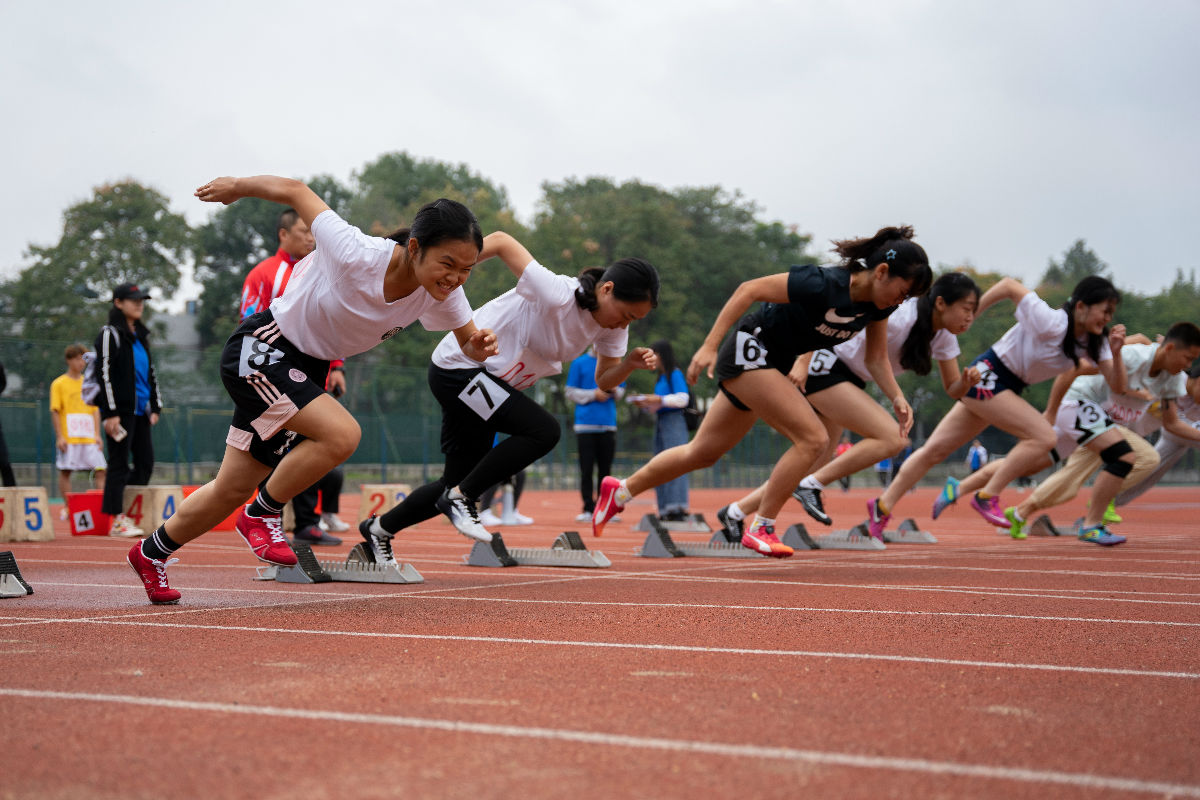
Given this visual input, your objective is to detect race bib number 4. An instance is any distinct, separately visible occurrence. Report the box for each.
[734,331,768,369]
[458,372,511,420]
[239,336,285,377]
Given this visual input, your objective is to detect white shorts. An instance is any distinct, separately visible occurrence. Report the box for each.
[1053,399,1116,461]
[56,443,108,472]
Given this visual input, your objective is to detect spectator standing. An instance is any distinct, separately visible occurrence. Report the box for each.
[631,339,691,520]
[49,344,107,507]
[0,360,15,486]
[967,439,988,473]
[95,283,163,537]
[241,207,346,546]
[566,348,622,522]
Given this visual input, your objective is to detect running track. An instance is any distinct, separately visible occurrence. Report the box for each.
[1,486,1197,799]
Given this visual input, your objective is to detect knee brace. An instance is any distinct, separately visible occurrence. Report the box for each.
[1099,440,1134,478]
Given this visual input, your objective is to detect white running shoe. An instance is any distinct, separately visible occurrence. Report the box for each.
[479,509,503,527]
[319,512,350,532]
[435,488,492,542]
[109,514,145,538]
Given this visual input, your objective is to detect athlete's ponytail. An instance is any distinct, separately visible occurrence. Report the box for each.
[385,198,483,253]
[1061,276,1120,365]
[575,257,660,311]
[831,225,932,297]
[899,272,980,375]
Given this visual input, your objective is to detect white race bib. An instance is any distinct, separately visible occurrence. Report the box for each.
[734,331,768,368]
[458,372,511,420]
[807,349,837,377]
[1103,393,1150,426]
[66,413,95,439]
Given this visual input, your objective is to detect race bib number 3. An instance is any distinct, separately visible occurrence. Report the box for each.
[239,336,285,377]
[734,331,768,369]
[458,372,511,420]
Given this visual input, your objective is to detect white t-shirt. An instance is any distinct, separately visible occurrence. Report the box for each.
[432,260,628,390]
[1068,343,1187,428]
[990,292,1112,385]
[829,297,960,382]
[270,210,473,360]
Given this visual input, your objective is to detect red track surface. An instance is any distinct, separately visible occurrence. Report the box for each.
[2,485,1198,799]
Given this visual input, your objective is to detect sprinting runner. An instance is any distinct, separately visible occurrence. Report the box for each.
[357,232,659,564]
[1116,357,1200,506]
[978,323,1200,544]
[719,272,981,538]
[124,175,498,604]
[870,275,1126,538]
[593,226,933,556]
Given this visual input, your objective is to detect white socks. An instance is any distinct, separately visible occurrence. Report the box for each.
[799,475,825,490]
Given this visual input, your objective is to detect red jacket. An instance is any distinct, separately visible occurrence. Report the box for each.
[241,248,345,374]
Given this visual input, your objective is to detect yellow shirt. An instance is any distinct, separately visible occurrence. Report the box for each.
[49,374,100,445]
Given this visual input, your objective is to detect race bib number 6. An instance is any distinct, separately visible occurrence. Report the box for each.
[734,331,768,369]
[458,372,511,421]
[239,336,285,377]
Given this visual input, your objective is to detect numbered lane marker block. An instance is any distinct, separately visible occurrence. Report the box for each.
[0,488,53,543]
[67,490,111,536]
[122,486,185,533]
[357,484,413,523]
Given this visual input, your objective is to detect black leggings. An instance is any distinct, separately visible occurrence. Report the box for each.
[102,413,154,515]
[377,366,560,534]
[576,430,615,513]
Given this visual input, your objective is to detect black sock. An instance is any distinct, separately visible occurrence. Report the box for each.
[247,486,284,518]
[141,526,182,561]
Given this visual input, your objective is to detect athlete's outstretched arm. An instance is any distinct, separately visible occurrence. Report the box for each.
[196,176,329,228]
[976,277,1030,316]
[687,273,790,383]
[477,232,536,279]
[862,318,912,435]
[937,357,981,400]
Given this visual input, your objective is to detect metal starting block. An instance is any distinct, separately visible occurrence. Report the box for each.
[782,522,886,551]
[637,517,765,558]
[633,512,712,533]
[255,542,424,584]
[465,531,610,568]
[1029,515,1065,537]
[0,551,33,597]
[883,518,937,544]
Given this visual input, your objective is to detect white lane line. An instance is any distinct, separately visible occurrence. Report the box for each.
[35,619,1200,679]
[2,688,1196,797]
[5,589,1199,629]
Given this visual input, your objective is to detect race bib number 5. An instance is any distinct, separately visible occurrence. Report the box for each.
[458,372,511,420]
[807,349,837,377]
[734,331,768,369]
[239,336,285,377]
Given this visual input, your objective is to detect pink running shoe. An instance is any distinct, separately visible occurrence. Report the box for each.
[127,543,181,605]
[969,493,1010,528]
[866,498,891,541]
[591,476,626,537]
[235,507,298,566]
[741,522,794,558]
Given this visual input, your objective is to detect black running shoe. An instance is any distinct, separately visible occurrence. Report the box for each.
[435,488,492,542]
[792,486,832,526]
[715,505,744,544]
[358,516,396,565]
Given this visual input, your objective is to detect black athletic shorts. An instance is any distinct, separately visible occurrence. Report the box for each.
[219,310,330,467]
[713,311,797,411]
[803,349,867,396]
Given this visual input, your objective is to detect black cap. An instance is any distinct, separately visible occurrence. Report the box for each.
[113,283,151,301]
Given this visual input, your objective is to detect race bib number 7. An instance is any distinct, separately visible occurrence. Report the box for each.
[734,331,768,369]
[458,372,511,420]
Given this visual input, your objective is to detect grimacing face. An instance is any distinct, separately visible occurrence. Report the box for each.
[412,238,480,301]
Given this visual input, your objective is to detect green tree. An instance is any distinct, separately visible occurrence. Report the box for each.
[1040,239,1109,287]
[0,180,191,396]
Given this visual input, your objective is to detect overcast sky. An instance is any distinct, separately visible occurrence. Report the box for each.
[2,0,1198,308]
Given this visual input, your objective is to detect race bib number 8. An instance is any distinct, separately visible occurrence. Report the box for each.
[239,336,285,377]
[734,331,768,369]
[458,372,511,421]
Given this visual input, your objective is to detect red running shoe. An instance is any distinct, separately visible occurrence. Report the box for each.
[235,507,298,566]
[591,476,626,537]
[127,543,181,605]
[741,521,794,558]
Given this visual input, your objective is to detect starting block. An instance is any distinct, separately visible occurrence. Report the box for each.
[466,531,611,568]
[0,551,33,597]
[255,542,424,584]
[883,518,937,544]
[783,522,886,551]
[633,512,711,533]
[1029,515,1065,537]
[637,517,765,558]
